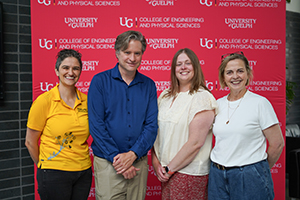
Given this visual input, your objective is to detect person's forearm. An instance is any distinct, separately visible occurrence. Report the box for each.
[25,128,42,166]
[151,147,169,182]
[168,110,214,173]
[25,142,39,165]
[267,143,284,168]
[263,124,284,169]
[151,147,163,173]
[167,141,202,172]
[151,147,159,167]
[130,86,158,158]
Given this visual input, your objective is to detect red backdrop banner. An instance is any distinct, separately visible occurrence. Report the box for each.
[31,0,286,199]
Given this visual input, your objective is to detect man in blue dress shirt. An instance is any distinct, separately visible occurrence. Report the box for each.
[88,30,158,200]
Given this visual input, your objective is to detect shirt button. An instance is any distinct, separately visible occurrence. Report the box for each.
[128,112,130,114]
[129,125,131,128]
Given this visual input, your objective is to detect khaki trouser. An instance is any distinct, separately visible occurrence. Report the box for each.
[94,156,148,200]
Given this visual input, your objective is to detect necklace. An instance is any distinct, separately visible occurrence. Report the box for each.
[226,95,245,124]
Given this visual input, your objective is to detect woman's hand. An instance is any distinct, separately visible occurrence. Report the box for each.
[151,147,170,182]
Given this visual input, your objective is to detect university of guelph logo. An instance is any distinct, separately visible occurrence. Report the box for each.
[119,17,134,28]
[199,38,215,49]
[37,0,51,6]
[39,39,54,50]
[40,82,56,91]
[199,0,213,7]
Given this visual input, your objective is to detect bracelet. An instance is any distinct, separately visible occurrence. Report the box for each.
[164,166,175,175]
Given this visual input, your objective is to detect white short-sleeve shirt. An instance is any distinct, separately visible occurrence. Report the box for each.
[210,90,279,167]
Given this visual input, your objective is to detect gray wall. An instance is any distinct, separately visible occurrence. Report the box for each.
[286,11,300,125]
[0,0,33,199]
[286,0,300,13]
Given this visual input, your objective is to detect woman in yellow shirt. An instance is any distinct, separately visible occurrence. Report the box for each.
[25,49,92,200]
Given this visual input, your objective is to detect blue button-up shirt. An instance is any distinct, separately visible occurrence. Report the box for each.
[88,64,158,163]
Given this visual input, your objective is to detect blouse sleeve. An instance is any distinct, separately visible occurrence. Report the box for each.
[188,90,218,124]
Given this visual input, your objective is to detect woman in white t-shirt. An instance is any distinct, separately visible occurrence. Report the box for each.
[151,48,218,200]
[208,51,284,200]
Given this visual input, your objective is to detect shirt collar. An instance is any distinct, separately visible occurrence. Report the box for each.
[111,63,144,85]
[53,84,61,101]
[53,84,83,103]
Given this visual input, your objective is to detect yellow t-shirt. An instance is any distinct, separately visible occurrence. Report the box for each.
[27,85,91,171]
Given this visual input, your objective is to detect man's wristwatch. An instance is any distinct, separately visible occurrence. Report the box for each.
[164,166,175,175]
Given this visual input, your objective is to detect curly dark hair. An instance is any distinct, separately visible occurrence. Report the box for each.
[55,49,82,71]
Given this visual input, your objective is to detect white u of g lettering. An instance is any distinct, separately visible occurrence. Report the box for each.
[39,39,53,50]
[40,82,54,91]
[199,0,213,7]
[38,0,51,6]
[199,38,213,49]
[119,17,134,28]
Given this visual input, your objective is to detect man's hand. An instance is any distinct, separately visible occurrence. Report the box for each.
[113,151,137,174]
[122,165,140,179]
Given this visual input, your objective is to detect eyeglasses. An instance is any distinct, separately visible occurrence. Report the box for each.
[221,51,244,61]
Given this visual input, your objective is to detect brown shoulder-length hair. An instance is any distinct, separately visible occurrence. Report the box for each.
[164,48,210,98]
